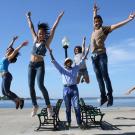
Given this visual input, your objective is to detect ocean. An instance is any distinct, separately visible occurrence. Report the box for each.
[0,97,135,108]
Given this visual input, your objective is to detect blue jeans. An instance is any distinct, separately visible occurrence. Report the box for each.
[28,61,50,107]
[63,85,81,125]
[1,72,19,101]
[91,53,113,99]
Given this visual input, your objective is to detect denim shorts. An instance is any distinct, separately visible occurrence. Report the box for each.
[78,68,88,77]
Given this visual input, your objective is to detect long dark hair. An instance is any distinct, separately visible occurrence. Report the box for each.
[10,53,19,63]
[7,47,20,63]
[38,23,50,40]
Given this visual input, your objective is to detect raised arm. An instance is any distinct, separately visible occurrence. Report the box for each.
[7,41,28,61]
[93,1,99,25]
[83,43,90,60]
[125,87,135,95]
[46,11,64,48]
[7,36,18,49]
[26,12,37,40]
[49,49,67,74]
[82,37,86,56]
[93,1,99,18]
[110,13,135,31]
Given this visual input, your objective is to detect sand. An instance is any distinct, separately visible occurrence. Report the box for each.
[0,107,135,135]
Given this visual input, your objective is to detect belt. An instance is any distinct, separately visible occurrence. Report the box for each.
[91,52,106,58]
[64,84,76,87]
[91,53,98,57]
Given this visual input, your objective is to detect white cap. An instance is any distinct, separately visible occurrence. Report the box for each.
[64,57,73,65]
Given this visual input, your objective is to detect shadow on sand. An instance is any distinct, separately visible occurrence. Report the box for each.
[95,132,135,135]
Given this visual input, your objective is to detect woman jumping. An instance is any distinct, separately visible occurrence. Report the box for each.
[0,36,28,109]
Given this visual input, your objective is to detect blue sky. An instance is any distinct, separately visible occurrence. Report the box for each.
[0,0,135,98]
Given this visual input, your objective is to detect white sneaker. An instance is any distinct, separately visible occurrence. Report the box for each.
[47,108,54,117]
[31,106,39,117]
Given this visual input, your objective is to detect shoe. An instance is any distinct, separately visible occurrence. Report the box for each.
[107,96,113,107]
[20,99,24,109]
[78,124,84,129]
[100,96,107,106]
[48,108,54,117]
[81,78,85,83]
[15,100,20,109]
[31,106,39,117]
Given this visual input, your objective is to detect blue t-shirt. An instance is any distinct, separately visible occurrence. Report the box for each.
[0,57,10,72]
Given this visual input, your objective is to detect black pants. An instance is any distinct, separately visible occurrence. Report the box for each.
[1,72,19,101]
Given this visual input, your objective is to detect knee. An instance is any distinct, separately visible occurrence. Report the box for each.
[85,78,90,83]
[73,101,80,109]
[74,106,80,112]
[38,84,46,91]
[66,106,71,112]
[65,102,71,112]
[28,81,35,90]
[102,72,110,81]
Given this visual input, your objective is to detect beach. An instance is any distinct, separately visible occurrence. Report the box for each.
[0,107,135,135]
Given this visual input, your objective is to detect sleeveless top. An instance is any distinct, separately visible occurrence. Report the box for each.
[31,39,47,56]
[0,57,10,72]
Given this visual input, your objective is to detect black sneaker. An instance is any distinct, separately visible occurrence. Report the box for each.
[100,96,107,106]
[78,124,84,129]
[20,99,24,109]
[107,96,113,107]
[15,100,20,109]
[81,78,85,83]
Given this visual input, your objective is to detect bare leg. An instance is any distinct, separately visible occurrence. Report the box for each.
[77,75,81,84]
[83,75,90,84]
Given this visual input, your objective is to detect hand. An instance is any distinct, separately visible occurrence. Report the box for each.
[83,36,86,41]
[26,11,31,18]
[21,41,29,47]
[93,2,99,11]
[58,11,64,19]
[13,36,18,41]
[128,12,135,20]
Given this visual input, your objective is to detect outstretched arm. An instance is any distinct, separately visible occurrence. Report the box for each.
[7,41,28,61]
[46,11,64,48]
[26,12,37,40]
[49,49,67,75]
[110,13,135,31]
[82,36,86,56]
[125,87,135,95]
[7,36,18,49]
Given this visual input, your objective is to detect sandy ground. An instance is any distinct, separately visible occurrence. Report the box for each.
[0,107,135,135]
